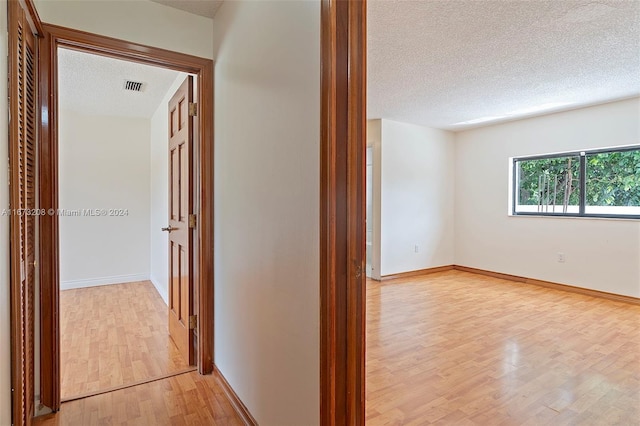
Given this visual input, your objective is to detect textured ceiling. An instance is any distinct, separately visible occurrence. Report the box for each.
[368,0,640,130]
[148,0,223,18]
[58,48,184,118]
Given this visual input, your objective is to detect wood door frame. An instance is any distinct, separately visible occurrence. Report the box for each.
[37,24,215,412]
[320,0,367,424]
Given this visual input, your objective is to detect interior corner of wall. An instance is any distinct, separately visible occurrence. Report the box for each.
[149,275,168,305]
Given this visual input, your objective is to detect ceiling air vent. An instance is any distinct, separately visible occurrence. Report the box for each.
[123,80,144,92]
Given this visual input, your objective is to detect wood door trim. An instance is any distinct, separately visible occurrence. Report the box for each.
[18,0,43,35]
[38,24,59,412]
[38,24,215,413]
[40,24,210,72]
[320,0,367,423]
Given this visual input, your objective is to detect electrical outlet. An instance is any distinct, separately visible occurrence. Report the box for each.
[414,245,420,253]
[557,252,565,263]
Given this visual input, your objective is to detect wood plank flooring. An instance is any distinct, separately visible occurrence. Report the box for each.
[60,281,190,400]
[366,270,640,425]
[34,371,244,425]
[39,271,639,424]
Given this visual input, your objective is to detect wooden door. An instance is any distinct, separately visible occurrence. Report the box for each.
[9,1,40,424]
[166,76,195,365]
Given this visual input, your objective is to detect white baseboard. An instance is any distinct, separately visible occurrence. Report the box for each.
[60,273,150,291]
[150,275,168,306]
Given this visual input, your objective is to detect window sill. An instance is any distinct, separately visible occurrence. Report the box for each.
[508,213,640,222]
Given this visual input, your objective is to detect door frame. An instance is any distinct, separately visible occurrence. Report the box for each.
[320,0,367,423]
[37,24,214,411]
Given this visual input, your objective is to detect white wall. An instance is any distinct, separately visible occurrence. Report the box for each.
[0,0,11,423]
[455,98,640,298]
[212,1,320,424]
[379,119,456,276]
[367,120,382,279]
[149,73,187,304]
[59,110,151,289]
[33,0,213,60]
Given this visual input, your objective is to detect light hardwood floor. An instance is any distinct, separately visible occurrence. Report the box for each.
[366,270,640,425]
[39,271,639,424]
[60,281,190,400]
[34,371,244,425]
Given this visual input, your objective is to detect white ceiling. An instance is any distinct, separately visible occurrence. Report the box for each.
[148,0,223,18]
[368,0,640,131]
[58,48,184,118]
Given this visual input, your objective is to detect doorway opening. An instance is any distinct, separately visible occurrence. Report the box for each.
[55,47,198,401]
[36,24,214,412]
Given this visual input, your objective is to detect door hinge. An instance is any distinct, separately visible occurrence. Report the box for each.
[188,103,198,117]
[189,315,197,330]
[189,214,197,229]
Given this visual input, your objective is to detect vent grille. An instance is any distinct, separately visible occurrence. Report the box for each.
[123,80,144,92]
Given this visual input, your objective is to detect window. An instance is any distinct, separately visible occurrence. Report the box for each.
[513,146,640,219]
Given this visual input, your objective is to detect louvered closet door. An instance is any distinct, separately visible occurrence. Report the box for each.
[9,3,39,425]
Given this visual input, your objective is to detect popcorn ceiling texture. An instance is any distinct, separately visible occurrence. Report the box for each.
[368,0,640,130]
[58,48,183,118]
